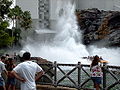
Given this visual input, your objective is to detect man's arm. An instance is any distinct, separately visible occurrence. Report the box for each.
[11,70,26,83]
[35,71,44,81]
[4,70,8,76]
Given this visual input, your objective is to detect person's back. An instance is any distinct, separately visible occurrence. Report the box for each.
[90,55,102,90]
[12,52,44,90]
[19,61,37,82]
[17,61,43,89]
[0,60,5,75]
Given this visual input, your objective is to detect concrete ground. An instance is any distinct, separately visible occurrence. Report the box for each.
[36,84,94,90]
[37,84,77,90]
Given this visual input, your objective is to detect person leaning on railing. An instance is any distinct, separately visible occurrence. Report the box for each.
[90,55,103,90]
[11,52,44,90]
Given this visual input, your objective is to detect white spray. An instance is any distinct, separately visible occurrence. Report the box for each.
[22,1,120,65]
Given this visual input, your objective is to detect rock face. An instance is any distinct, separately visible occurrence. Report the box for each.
[30,57,54,83]
[76,8,120,47]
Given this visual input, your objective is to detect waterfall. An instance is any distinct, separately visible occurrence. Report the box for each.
[22,0,120,65]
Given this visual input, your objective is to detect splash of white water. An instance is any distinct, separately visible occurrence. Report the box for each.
[88,45,120,65]
[22,1,120,66]
[22,1,90,64]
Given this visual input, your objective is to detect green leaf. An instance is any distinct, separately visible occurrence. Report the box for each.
[0,30,14,48]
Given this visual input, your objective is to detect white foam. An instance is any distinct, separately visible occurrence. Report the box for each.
[22,1,120,66]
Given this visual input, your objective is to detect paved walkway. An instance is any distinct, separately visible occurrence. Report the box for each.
[37,85,77,90]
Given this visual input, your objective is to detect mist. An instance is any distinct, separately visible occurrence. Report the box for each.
[20,1,120,66]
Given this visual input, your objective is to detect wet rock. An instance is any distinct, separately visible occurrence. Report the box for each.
[30,57,54,83]
[76,8,120,47]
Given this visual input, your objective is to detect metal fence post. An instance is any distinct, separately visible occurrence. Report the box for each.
[54,61,57,87]
[103,63,107,90]
[78,62,81,90]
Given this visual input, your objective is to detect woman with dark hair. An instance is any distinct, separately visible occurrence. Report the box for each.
[90,55,103,90]
[6,58,16,90]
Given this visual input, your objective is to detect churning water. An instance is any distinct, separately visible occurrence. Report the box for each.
[22,1,120,65]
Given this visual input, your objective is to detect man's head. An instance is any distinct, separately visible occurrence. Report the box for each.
[8,58,13,63]
[1,56,6,62]
[22,52,31,60]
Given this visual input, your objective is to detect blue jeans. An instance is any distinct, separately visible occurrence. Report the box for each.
[91,77,102,84]
[0,77,5,86]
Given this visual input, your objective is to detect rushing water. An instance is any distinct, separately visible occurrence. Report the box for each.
[22,1,120,66]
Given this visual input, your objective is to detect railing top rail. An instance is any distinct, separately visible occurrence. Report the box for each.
[38,62,120,69]
[107,65,120,69]
[38,63,90,66]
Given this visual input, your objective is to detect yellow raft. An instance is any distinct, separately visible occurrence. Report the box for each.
[100,60,108,63]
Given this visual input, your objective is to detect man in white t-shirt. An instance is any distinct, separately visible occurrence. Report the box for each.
[11,52,44,90]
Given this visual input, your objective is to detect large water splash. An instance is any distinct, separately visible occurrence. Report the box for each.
[22,1,120,65]
[87,45,120,65]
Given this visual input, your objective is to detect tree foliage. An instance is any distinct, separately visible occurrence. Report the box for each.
[20,11,32,30]
[0,0,32,48]
[0,0,12,18]
[0,30,14,47]
[8,5,32,30]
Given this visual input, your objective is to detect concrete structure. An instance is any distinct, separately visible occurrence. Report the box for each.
[16,0,120,29]
[76,0,120,11]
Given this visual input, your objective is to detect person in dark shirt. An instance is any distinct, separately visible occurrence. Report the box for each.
[6,58,16,90]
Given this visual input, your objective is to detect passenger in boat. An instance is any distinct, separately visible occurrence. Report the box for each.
[90,55,103,90]
[11,52,44,90]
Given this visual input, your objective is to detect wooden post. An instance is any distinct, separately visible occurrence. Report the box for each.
[78,62,81,89]
[54,61,57,87]
[103,63,107,90]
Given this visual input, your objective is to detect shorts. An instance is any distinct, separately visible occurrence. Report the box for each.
[91,77,102,84]
[0,77,5,86]
[7,77,16,85]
